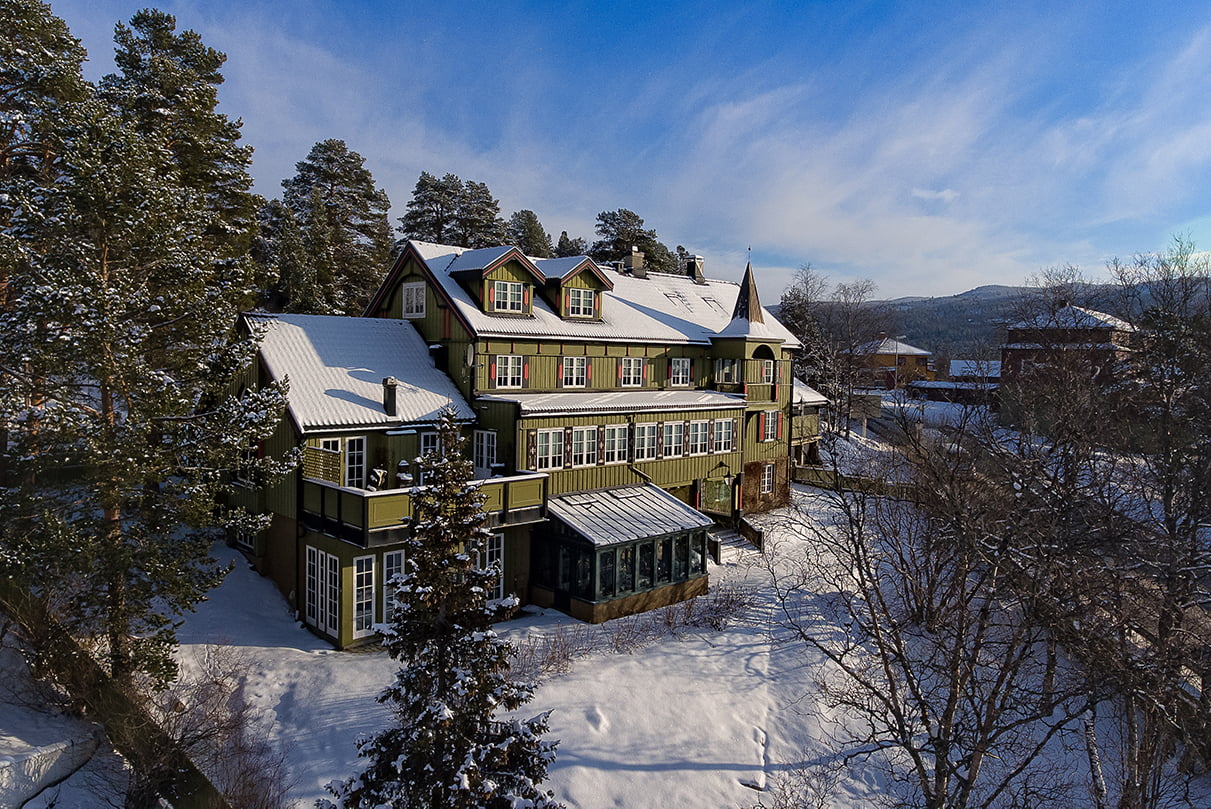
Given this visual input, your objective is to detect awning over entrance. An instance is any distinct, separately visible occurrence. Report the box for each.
[546,484,714,546]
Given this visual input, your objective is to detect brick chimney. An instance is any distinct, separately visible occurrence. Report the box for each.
[623,245,646,278]
[687,254,706,284]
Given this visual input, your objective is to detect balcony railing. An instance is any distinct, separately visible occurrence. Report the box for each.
[300,471,548,547]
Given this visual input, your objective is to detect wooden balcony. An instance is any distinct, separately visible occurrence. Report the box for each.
[300,472,548,548]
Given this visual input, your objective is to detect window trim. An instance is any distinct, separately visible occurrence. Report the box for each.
[688,420,710,456]
[620,357,645,387]
[352,555,376,639]
[473,430,496,478]
[561,356,587,388]
[761,410,780,442]
[383,549,405,624]
[571,426,598,467]
[495,354,524,388]
[760,359,775,384]
[567,287,596,318]
[401,280,426,319]
[634,423,658,461]
[481,534,505,601]
[669,357,692,387]
[662,421,684,458]
[602,424,629,465]
[345,436,366,489]
[713,419,734,453]
[493,280,524,313]
[761,463,775,494]
[536,428,564,470]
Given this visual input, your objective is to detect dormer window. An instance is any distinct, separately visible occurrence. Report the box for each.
[568,288,596,318]
[401,281,425,319]
[493,280,525,313]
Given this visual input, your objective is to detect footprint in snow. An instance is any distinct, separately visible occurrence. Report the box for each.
[585,705,609,733]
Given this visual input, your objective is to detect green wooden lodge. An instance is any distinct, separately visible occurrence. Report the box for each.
[229,242,821,647]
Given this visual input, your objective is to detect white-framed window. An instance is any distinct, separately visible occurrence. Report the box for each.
[662,422,684,458]
[401,281,426,318]
[568,287,596,317]
[473,430,496,478]
[762,411,779,442]
[345,436,366,489]
[353,555,375,639]
[496,355,523,388]
[670,357,692,386]
[715,358,740,384]
[536,429,564,470]
[571,427,597,466]
[383,549,405,623]
[761,463,775,493]
[760,359,775,384]
[620,357,644,387]
[480,534,505,601]
[713,419,734,453]
[688,421,709,455]
[420,431,440,457]
[493,280,524,312]
[305,546,339,638]
[634,424,657,461]
[603,425,628,464]
[562,356,587,388]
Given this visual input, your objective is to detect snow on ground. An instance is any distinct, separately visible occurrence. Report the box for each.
[166,503,878,809]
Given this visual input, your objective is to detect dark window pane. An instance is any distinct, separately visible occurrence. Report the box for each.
[657,538,672,582]
[599,549,616,599]
[691,534,706,574]
[674,536,688,580]
[638,542,654,589]
[619,546,635,592]
[575,550,593,599]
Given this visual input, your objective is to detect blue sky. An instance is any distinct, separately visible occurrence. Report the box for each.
[48,0,1211,300]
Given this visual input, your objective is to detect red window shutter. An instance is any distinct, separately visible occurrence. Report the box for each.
[488,283,495,308]
[256,440,265,459]
[564,291,570,314]
[488,359,497,389]
[523,287,531,310]
[777,412,784,439]
[586,361,593,385]
[643,359,649,383]
[758,412,767,441]
[667,360,673,381]
[617,361,622,383]
[522,358,530,386]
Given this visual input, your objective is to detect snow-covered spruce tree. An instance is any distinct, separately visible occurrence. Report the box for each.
[323,408,560,809]
[0,7,290,689]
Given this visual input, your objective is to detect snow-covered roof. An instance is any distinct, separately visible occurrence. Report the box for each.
[247,313,474,432]
[405,240,801,348]
[1010,304,1134,332]
[853,337,931,356]
[793,378,828,406]
[949,359,1001,379]
[547,484,715,547]
[478,389,745,416]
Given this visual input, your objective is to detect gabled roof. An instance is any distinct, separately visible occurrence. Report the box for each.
[854,336,932,356]
[247,313,473,432]
[534,256,615,290]
[547,484,714,547]
[369,240,801,348]
[1009,304,1134,332]
[445,245,546,284]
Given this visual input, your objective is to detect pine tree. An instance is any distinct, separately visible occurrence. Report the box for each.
[280,139,393,315]
[553,231,587,258]
[398,171,464,244]
[323,409,561,809]
[0,8,290,688]
[588,208,677,272]
[454,180,508,248]
[257,199,324,313]
[99,9,258,251]
[507,210,553,257]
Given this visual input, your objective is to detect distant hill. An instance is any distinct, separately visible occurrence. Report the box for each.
[884,285,1026,361]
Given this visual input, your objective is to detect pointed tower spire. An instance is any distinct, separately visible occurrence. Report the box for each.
[730,261,765,325]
